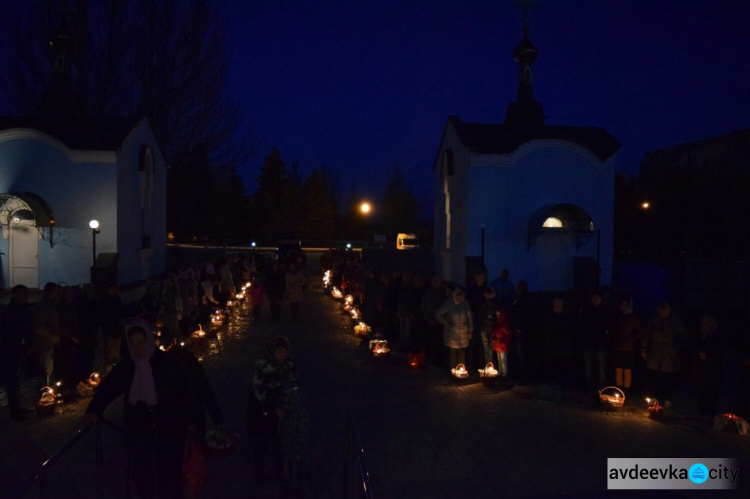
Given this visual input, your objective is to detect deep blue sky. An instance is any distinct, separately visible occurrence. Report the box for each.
[222,0,750,210]
[1,1,748,213]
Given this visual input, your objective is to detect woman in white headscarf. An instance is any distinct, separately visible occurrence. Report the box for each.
[86,319,190,498]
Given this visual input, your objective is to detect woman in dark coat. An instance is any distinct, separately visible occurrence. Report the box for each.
[612,298,643,397]
[543,297,576,386]
[86,320,189,498]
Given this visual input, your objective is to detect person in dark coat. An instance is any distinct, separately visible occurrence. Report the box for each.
[420,274,447,365]
[0,285,34,420]
[33,282,61,386]
[410,272,429,351]
[509,280,537,382]
[396,272,416,347]
[285,262,305,323]
[690,315,723,415]
[542,297,577,387]
[612,298,642,397]
[466,270,488,370]
[99,284,125,373]
[641,302,686,408]
[56,286,81,391]
[165,339,224,437]
[266,261,286,323]
[85,320,189,498]
[490,269,516,309]
[579,290,614,392]
[360,266,380,328]
[76,283,100,383]
[477,286,497,366]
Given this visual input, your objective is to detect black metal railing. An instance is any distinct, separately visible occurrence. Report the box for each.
[12,416,124,499]
[343,411,374,499]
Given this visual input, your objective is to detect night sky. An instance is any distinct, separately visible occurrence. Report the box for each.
[222,0,750,210]
[2,1,749,213]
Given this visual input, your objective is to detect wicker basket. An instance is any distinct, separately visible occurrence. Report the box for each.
[407,346,425,369]
[192,325,208,348]
[598,386,625,410]
[648,405,664,419]
[204,430,238,458]
[451,363,469,379]
[370,340,390,362]
[479,362,499,386]
[35,387,57,417]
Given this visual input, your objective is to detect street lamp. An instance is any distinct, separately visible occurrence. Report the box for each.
[359,201,371,215]
[480,224,486,265]
[89,219,100,268]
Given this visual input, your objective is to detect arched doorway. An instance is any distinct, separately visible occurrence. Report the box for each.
[527,203,596,291]
[1,193,55,288]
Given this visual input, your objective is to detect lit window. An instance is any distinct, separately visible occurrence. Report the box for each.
[542,217,563,228]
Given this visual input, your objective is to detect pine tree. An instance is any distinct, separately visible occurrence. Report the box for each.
[252,147,293,242]
[299,168,337,241]
[382,165,420,237]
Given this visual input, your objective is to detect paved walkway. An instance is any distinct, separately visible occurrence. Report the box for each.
[2,280,750,498]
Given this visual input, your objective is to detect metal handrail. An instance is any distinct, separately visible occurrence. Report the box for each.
[343,411,374,499]
[12,416,123,499]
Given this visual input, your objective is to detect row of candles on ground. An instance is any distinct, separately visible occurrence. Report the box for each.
[194,280,254,346]
[324,281,749,425]
[329,285,371,334]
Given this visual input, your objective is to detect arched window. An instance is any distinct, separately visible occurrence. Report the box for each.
[528,203,594,250]
[542,216,564,228]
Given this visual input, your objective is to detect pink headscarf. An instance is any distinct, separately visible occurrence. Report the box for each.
[124,319,158,407]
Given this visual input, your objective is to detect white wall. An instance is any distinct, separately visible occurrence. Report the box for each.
[435,132,615,292]
[0,132,117,287]
[116,120,167,284]
[1,120,167,289]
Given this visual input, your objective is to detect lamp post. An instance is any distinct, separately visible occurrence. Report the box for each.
[89,220,100,268]
[480,225,486,266]
[358,201,373,243]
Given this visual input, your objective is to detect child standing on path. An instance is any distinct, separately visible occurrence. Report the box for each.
[492,308,512,378]
[247,336,298,483]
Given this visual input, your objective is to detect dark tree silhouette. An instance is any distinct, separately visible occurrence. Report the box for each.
[298,168,338,241]
[252,147,294,242]
[2,0,246,168]
[205,165,253,245]
[1,0,252,239]
[382,165,420,237]
[166,150,214,242]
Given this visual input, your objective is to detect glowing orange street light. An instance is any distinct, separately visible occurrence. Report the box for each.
[359,201,372,215]
[641,201,650,209]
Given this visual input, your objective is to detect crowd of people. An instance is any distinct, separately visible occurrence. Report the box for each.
[325,252,750,418]
[3,247,750,496]
[0,248,311,496]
